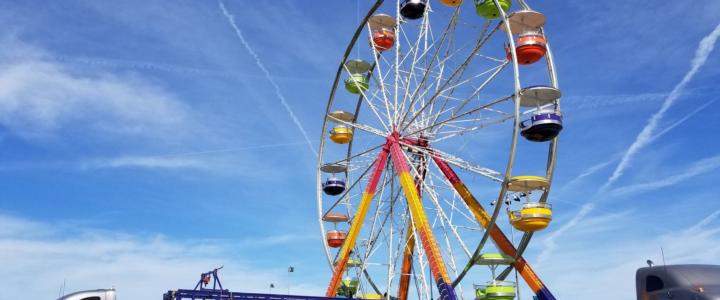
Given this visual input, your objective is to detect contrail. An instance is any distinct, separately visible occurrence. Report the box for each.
[601,23,720,192]
[687,209,720,233]
[649,98,717,142]
[538,24,720,264]
[609,155,720,197]
[218,0,318,157]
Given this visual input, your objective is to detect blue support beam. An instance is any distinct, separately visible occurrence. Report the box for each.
[167,290,350,300]
[164,267,353,300]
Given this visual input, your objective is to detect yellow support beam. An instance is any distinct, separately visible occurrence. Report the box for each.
[389,141,457,300]
[325,148,389,297]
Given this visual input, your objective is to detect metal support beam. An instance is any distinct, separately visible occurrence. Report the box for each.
[389,135,457,300]
[397,143,428,300]
[432,156,556,300]
[325,145,390,297]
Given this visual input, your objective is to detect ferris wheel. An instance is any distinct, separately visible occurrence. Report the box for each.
[316,1,562,300]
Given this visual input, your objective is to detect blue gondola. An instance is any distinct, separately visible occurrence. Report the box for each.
[323,177,346,196]
[520,109,563,142]
[400,0,427,20]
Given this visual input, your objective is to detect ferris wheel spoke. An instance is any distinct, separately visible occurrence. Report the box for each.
[423,28,467,130]
[396,10,432,128]
[404,155,473,259]
[431,100,558,141]
[440,60,509,118]
[400,22,504,132]
[407,94,512,137]
[327,144,385,169]
[430,116,513,143]
[344,65,391,133]
[402,143,502,183]
[403,40,493,129]
[397,7,462,129]
[367,171,400,248]
[328,114,388,138]
[425,180,467,300]
[429,98,556,141]
[420,61,508,129]
[476,53,506,63]
[323,156,378,217]
[357,166,404,276]
[429,170,486,232]
[363,206,406,294]
[400,57,477,132]
[368,26,398,129]
[388,210,411,293]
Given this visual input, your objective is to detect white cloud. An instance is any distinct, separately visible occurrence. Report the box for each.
[83,156,209,170]
[565,92,667,110]
[536,209,720,300]
[77,141,313,174]
[236,233,317,248]
[0,214,324,299]
[543,154,720,266]
[0,58,191,142]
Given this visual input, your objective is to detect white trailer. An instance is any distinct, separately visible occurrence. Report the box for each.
[57,289,116,300]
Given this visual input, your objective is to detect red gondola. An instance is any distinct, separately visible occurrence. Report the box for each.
[326,230,347,248]
[506,31,547,65]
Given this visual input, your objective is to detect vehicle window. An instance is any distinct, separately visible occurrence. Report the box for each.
[646,275,664,292]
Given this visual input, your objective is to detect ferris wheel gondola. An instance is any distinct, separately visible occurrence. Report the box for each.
[400,0,428,20]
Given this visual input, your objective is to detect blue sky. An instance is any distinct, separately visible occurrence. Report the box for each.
[0,1,719,299]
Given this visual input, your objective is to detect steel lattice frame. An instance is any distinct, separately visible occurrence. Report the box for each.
[316,1,560,300]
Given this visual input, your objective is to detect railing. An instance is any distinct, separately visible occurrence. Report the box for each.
[167,290,371,300]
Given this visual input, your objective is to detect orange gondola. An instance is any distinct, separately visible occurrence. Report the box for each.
[438,0,462,7]
[326,230,347,248]
[506,31,547,65]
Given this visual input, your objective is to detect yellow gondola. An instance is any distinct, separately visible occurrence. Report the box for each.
[507,175,548,192]
[509,202,552,232]
[330,125,353,144]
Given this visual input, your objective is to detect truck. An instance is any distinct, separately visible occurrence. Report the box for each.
[636,264,720,300]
